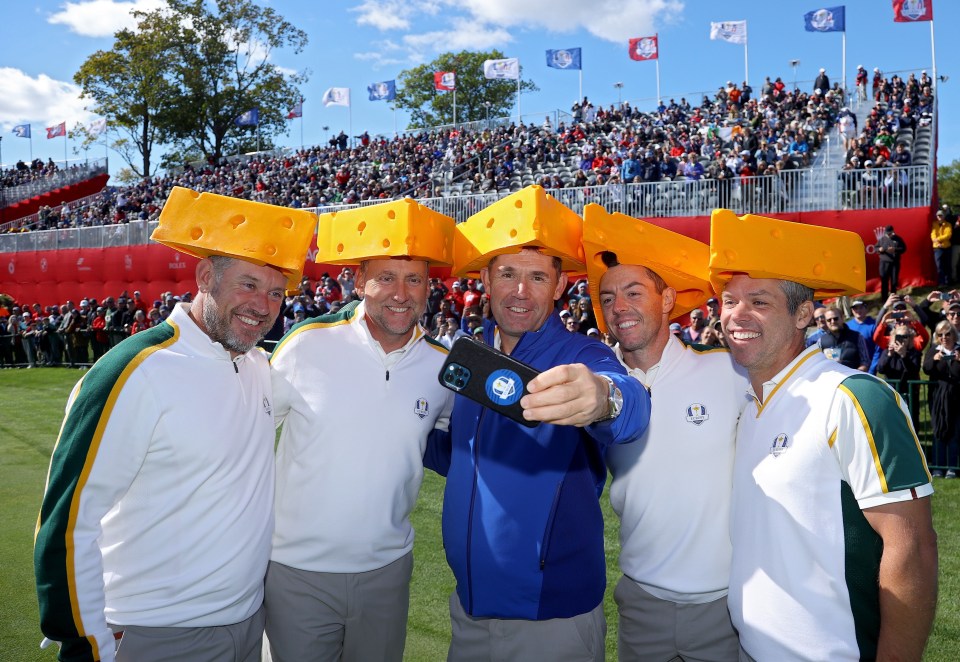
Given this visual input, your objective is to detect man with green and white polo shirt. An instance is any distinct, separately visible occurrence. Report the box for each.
[34,188,316,662]
[709,209,938,662]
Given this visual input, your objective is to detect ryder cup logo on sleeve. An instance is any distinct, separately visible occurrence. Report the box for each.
[486,369,523,406]
[685,403,710,425]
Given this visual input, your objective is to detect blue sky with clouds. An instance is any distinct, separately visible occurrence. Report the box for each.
[1,0,956,176]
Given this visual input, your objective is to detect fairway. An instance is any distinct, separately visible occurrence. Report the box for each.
[2,369,958,661]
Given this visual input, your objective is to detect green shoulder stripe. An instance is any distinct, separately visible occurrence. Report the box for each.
[34,321,178,652]
[270,300,359,361]
[838,374,930,492]
[423,333,449,354]
[683,341,731,355]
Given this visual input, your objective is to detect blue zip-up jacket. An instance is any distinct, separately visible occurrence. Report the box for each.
[424,314,650,620]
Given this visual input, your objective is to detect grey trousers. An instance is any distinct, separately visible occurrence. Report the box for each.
[114,604,264,662]
[614,576,739,662]
[263,553,413,662]
[447,592,606,662]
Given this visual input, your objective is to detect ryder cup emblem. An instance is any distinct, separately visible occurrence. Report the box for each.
[685,403,709,425]
[770,433,790,457]
[551,50,574,69]
[810,9,837,31]
[415,398,429,419]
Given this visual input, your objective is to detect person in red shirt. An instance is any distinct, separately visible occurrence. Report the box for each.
[462,279,482,310]
[445,280,465,316]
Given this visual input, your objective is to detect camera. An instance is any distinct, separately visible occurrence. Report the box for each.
[441,363,472,391]
[894,334,909,343]
[940,293,951,301]
[890,311,905,319]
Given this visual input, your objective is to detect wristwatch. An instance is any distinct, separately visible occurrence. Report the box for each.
[596,375,624,423]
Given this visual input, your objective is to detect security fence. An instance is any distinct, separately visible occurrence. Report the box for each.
[0,164,932,253]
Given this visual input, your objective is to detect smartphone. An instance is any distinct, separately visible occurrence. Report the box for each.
[439,338,541,428]
[941,293,951,302]
[891,311,905,319]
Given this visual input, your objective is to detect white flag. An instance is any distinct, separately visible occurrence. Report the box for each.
[710,20,747,45]
[87,118,107,138]
[483,58,520,80]
[322,87,351,107]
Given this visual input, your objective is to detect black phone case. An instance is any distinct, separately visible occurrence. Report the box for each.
[438,337,541,428]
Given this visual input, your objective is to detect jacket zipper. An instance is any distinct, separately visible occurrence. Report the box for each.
[465,408,485,614]
[539,480,564,570]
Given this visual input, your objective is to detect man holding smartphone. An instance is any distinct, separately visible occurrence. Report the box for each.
[425,187,650,661]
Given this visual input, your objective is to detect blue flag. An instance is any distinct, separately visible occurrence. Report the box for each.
[804,6,845,31]
[368,80,397,102]
[235,108,259,126]
[12,124,30,138]
[546,48,582,70]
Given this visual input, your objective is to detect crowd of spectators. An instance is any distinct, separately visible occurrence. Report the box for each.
[1,158,62,191]
[838,67,935,208]
[5,65,935,235]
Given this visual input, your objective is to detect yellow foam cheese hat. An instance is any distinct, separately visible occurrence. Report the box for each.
[151,187,316,287]
[582,204,712,332]
[708,208,866,297]
[315,198,455,266]
[452,185,586,277]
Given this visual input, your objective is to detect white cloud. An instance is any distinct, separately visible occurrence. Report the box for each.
[351,0,412,31]
[354,52,405,70]
[352,0,678,66]
[0,68,92,131]
[403,19,513,55]
[454,0,683,43]
[47,0,165,38]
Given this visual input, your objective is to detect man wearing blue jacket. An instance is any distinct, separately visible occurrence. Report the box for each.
[425,187,651,661]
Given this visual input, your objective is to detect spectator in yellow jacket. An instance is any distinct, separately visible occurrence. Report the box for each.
[932,209,953,286]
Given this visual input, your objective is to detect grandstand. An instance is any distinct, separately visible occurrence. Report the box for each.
[0,66,940,306]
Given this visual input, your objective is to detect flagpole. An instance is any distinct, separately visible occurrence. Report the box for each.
[743,41,749,87]
[930,20,937,92]
[656,58,661,106]
[579,69,583,105]
[29,133,33,162]
[63,130,68,166]
[517,77,521,125]
[453,89,457,128]
[349,96,353,149]
[841,31,847,95]
[300,102,304,150]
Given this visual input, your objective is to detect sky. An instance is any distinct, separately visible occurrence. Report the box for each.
[1,0,956,178]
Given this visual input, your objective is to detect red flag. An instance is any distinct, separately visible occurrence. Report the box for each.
[434,71,456,91]
[893,0,933,22]
[628,35,659,61]
[46,122,66,139]
[287,100,303,119]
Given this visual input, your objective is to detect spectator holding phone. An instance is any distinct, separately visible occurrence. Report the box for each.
[873,299,929,352]
[923,320,960,478]
[877,323,923,421]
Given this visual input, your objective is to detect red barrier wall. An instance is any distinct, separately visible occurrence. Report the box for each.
[1,174,111,223]
[0,206,936,308]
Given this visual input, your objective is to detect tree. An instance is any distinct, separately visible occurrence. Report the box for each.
[937,159,960,210]
[394,50,538,129]
[73,0,308,174]
[156,0,308,163]
[74,17,180,177]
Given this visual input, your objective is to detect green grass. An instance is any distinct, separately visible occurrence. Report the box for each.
[3,369,959,661]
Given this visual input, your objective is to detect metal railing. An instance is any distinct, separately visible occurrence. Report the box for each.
[0,164,933,253]
[1,158,108,206]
